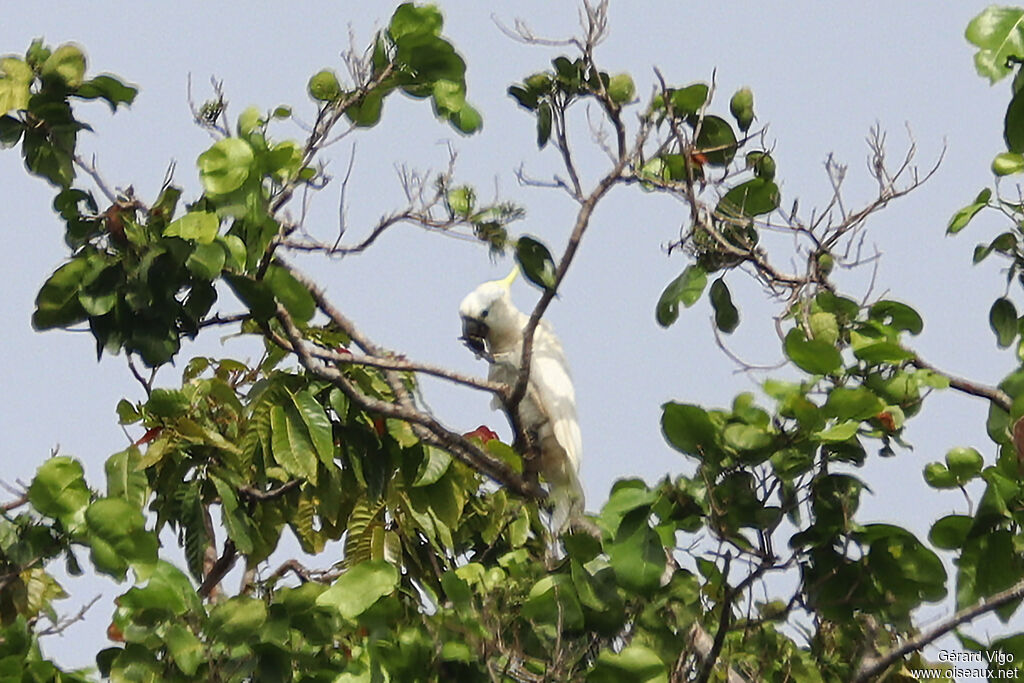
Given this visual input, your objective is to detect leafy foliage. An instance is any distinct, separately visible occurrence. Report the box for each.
[5,4,1024,682]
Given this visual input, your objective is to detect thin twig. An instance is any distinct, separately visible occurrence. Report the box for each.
[36,594,102,637]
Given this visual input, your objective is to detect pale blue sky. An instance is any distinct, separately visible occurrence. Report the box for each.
[0,0,1015,670]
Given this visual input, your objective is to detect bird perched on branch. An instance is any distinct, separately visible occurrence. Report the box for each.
[459,266,584,532]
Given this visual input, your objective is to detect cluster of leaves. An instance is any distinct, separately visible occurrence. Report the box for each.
[2,348,830,681]
[0,40,136,187]
[656,290,964,676]
[308,3,480,133]
[11,4,491,370]
[11,2,1024,681]
[640,83,778,332]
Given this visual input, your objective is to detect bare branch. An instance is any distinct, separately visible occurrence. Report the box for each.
[198,539,237,599]
[36,594,102,637]
[72,154,118,205]
[238,479,302,502]
[126,354,155,397]
[910,356,1012,412]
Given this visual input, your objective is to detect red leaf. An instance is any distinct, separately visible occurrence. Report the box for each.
[463,425,498,444]
[134,427,163,446]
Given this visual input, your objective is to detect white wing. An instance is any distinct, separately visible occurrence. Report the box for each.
[530,322,584,531]
[530,321,581,472]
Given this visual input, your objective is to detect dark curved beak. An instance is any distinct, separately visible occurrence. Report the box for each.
[460,317,489,356]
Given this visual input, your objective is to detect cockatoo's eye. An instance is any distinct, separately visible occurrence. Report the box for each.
[480,309,489,319]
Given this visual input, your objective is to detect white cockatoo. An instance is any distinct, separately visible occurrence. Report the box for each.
[458,267,584,532]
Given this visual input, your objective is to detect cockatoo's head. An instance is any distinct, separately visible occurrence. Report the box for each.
[459,266,521,357]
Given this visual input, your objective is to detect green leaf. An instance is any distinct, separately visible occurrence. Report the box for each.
[694,115,737,166]
[784,328,842,375]
[590,645,667,683]
[729,87,754,131]
[923,462,958,489]
[431,78,466,113]
[957,531,1022,620]
[316,560,399,618]
[993,151,1024,176]
[119,561,201,616]
[290,390,334,465]
[389,2,444,40]
[41,44,86,88]
[450,102,482,134]
[536,101,552,148]
[210,476,255,554]
[74,75,138,112]
[522,574,584,630]
[208,596,268,644]
[270,404,319,485]
[852,339,914,364]
[236,106,262,136]
[812,421,859,442]
[28,456,91,531]
[308,69,341,102]
[85,497,158,580]
[508,84,538,111]
[224,273,275,321]
[709,278,739,333]
[0,114,24,148]
[515,235,557,290]
[116,399,140,425]
[929,514,972,550]
[945,446,984,480]
[413,447,452,486]
[32,258,89,329]
[185,241,226,280]
[823,387,884,421]
[669,83,708,116]
[104,447,148,510]
[975,231,1017,263]
[966,7,1024,83]
[661,402,719,461]
[146,388,190,417]
[23,125,75,187]
[600,480,657,534]
[656,265,707,327]
[162,623,203,676]
[869,300,924,335]
[607,509,666,595]
[716,177,780,218]
[265,264,314,322]
[197,138,254,195]
[218,234,247,271]
[1009,90,1024,154]
[345,88,386,127]
[607,73,636,104]
[990,297,1018,348]
[723,423,771,451]
[0,58,32,115]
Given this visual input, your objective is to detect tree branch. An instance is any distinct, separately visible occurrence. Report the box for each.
[910,356,1012,412]
[274,303,544,499]
[853,576,1024,681]
[508,150,630,412]
[238,479,301,501]
[198,539,237,599]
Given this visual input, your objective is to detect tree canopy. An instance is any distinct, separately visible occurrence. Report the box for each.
[4,2,1024,681]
